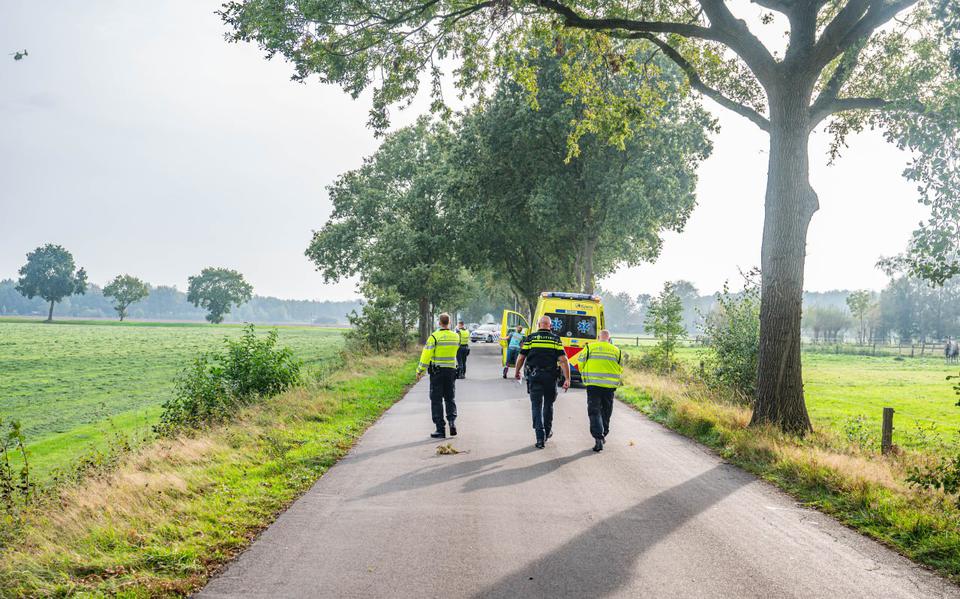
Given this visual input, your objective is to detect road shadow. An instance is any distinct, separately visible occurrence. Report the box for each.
[460,449,594,493]
[341,438,438,465]
[354,445,538,500]
[471,464,751,598]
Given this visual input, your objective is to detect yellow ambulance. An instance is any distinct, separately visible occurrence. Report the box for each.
[500,291,606,383]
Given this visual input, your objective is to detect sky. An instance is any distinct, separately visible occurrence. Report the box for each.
[0,1,928,302]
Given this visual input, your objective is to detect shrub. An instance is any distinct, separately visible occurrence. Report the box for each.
[156,325,301,434]
[344,287,415,352]
[0,419,31,512]
[700,271,760,398]
[907,453,960,506]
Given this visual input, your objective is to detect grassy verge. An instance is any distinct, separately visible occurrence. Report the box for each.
[617,366,960,581]
[0,351,417,598]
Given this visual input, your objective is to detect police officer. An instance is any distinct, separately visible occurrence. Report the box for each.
[578,329,623,452]
[416,313,460,438]
[514,315,571,449]
[455,320,470,379]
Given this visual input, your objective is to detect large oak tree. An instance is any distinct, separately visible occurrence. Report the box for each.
[222,0,959,433]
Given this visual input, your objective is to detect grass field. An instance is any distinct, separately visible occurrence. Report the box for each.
[614,342,960,451]
[0,319,345,478]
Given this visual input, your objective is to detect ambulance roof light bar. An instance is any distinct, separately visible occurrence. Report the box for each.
[541,291,602,302]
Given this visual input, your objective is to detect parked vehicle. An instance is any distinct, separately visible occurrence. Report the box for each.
[470,324,500,343]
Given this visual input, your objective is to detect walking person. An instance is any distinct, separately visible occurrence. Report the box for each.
[503,323,525,379]
[577,330,623,452]
[514,315,570,449]
[456,320,471,379]
[416,313,460,438]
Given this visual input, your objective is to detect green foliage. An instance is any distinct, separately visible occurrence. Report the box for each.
[344,286,416,353]
[0,418,31,512]
[186,267,253,324]
[803,306,854,344]
[842,414,878,451]
[102,274,149,321]
[15,244,88,321]
[846,289,874,345]
[306,118,469,340]
[155,325,301,434]
[643,282,685,371]
[449,46,713,303]
[701,271,760,398]
[908,454,960,506]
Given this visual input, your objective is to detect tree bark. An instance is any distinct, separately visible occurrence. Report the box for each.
[47,300,55,322]
[750,88,817,435]
[418,297,431,344]
[582,237,596,295]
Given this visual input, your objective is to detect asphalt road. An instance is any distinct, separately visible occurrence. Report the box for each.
[199,344,959,598]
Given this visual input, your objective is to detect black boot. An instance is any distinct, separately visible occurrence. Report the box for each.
[503,367,508,379]
[431,429,446,439]
[593,438,604,452]
[449,423,457,436]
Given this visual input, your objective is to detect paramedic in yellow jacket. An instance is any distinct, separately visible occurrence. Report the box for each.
[577,329,623,452]
[416,313,460,438]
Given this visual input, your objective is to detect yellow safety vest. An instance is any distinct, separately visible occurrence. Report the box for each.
[458,328,470,346]
[417,328,461,374]
[579,341,623,388]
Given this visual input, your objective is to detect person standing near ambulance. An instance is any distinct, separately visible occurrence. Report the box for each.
[456,320,470,379]
[503,323,525,379]
[416,313,460,438]
[578,329,623,452]
[514,315,571,449]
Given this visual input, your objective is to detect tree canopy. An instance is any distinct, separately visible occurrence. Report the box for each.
[306,118,467,343]
[15,244,88,322]
[186,268,253,324]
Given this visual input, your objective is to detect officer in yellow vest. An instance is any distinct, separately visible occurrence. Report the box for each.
[455,320,471,379]
[416,313,461,438]
[578,329,623,452]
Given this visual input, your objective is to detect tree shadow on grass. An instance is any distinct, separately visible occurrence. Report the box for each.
[471,464,751,598]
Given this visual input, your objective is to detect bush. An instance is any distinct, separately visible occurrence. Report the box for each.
[156,325,301,434]
[908,453,960,506]
[344,287,415,352]
[700,271,760,397]
[0,419,31,512]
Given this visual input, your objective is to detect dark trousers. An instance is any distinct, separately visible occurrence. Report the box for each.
[587,386,615,440]
[528,373,558,442]
[456,346,469,378]
[429,368,458,430]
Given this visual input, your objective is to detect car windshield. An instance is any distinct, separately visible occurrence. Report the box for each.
[545,313,597,339]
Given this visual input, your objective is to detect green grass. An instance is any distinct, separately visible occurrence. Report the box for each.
[617,342,960,452]
[0,352,417,597]
[0,320,345,478]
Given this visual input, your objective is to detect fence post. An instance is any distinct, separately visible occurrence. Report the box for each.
[635,336,639,347]
[881,407,895,455]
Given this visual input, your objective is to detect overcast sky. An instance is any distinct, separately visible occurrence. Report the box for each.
[0,1,927,301]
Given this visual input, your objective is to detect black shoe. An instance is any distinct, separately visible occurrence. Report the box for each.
[593,439,604,452]
[546,430,553,439]
[535,441,545,449]
[449,424,457,436]
[430,430,446,439]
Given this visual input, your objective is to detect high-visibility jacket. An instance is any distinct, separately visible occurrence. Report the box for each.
[578,341,623,388]
[457,328,470,346]
[417,328,461,374]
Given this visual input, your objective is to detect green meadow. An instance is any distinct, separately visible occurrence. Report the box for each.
[614,340,960,451]
[0,319,345,477]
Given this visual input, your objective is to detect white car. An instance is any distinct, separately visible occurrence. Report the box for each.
[470,324,500,343]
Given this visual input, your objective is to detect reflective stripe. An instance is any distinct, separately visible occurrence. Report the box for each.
[436,341,460,346]
[586,355,619,361]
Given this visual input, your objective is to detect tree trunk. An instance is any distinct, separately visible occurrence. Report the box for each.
[418,297,431,344]
[750,93,817,435]
[582,238,596,295]
[47,300,55,322]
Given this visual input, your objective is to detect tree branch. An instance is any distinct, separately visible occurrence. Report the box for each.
[530,0,721,41]
[697,0,778,80]
[812,0,920,73]
[810,96,926,125]
[809,41,865,120]
[633,32,771,131]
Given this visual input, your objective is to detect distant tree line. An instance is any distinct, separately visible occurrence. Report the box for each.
[0,278,358,324]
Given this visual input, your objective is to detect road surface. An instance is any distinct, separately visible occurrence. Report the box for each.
[200,344,958,598]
